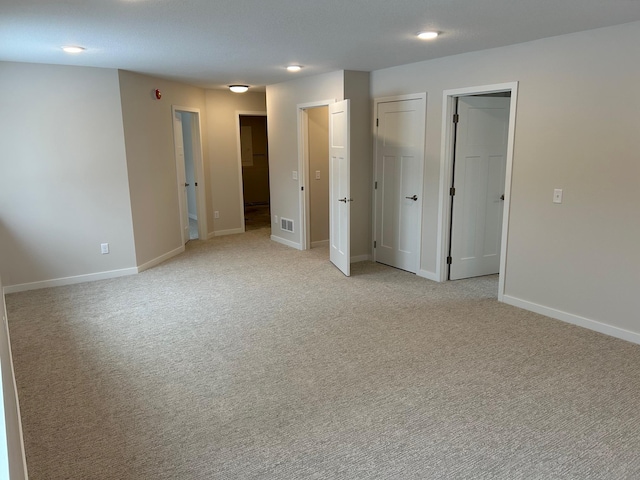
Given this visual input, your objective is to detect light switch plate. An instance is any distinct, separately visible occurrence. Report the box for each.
[315,170,321,180]
[292,171,298,180]
[553,189,563,204]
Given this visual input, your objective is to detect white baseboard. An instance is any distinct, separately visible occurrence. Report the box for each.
[3,267,139,294]
[210,228,244,238]
[502,294,640,346]
[351,254,371,263]
[137,245,185,273]
[270,235,302,250]
[417,269,439,282]
[311,240,329,248]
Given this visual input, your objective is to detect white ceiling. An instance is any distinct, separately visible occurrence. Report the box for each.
[2,0,640,90]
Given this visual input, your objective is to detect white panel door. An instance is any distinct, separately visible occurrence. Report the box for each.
[173,111,190,244]
[450,96,510,280]
[329,100,350,276]
[374,97,426,273]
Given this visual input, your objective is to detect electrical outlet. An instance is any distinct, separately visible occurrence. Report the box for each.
[101,243,109,254]
[292,171,298,180]
[214,211,220,218]
[553,189,563,204]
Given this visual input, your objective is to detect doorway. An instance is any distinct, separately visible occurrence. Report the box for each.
[298,99,352,276]
[306,106,330,248]
[172,106,207,244]
[437,83,518,300]
[237,113,270,231]
[298,101,332,252]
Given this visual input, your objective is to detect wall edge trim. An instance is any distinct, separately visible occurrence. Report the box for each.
[502,295,640,346]
[137,246,185,273]
[270,235,302,250]
[3,267,138,294]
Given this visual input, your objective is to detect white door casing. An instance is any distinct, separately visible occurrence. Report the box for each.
[172,111,190,244]
[329,100,351,276]
[374,95,426,273]
[449,96,510,280]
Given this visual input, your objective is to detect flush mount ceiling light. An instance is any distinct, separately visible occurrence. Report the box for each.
[229,85,249,93]
[417,31,439,40]
[61,45,86,53]
[287,65,302,72]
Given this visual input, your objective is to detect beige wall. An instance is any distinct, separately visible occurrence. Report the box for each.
[307,107,329,243]
[118,70,208,266]
[0,62,136,288]
[204,90,266,235]
[371,22,640,336]
[266,71,344,246]
[266,70,372,256]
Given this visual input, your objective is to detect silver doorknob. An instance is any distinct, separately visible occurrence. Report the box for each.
[405,195,418,201]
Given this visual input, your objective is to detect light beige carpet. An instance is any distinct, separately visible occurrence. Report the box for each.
[7,227,640,479]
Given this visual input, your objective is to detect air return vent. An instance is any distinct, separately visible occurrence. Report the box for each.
[280,217,294,233]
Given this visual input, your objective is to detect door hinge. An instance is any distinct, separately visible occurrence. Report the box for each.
[376,118,379,127]
[374,241,377,248]
[450,187,456,196]
[453,113,459,123]
[374,181,378,190]
[447,256,452,265]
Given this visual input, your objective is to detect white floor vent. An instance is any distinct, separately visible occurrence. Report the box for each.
[280,217,294,233]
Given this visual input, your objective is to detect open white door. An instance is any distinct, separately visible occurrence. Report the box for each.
[329,100,350,276]
[450,96,510,280]
[172,110,190,244]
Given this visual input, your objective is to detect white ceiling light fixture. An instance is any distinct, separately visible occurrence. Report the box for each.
[417,31,439,40]
[229,85,249,93]
[61,45,86,53]
[286,65,302,72]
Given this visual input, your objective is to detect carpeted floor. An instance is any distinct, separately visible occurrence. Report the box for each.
[245,204,271,231]
[189,217,199,240]
[6,227,640,479]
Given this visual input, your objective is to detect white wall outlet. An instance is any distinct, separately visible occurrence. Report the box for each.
[214,211,220,218]
[553,189,563,204]
[100,243,109,254]
[315,170,321,180]
[292,171,298,180]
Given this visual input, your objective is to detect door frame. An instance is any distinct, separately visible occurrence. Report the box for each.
[172,106,207,243]
[297,99,336,250]
[435,82,518,301]
[235,110,268,234]
[372,92,427,274]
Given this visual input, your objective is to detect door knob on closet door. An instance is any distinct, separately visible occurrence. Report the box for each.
[185,183,190,187]
[405,195,418,201]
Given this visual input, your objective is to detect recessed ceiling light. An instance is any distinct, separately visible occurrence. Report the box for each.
[62,46,86,54]
[229,85,249,93]
[417,31,439,40]
[287,65,302,72]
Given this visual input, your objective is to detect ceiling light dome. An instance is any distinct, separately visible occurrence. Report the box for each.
[62,45,86,53]
[287,65,302,72]
[229,85,249,93]
[417,31,439,40]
